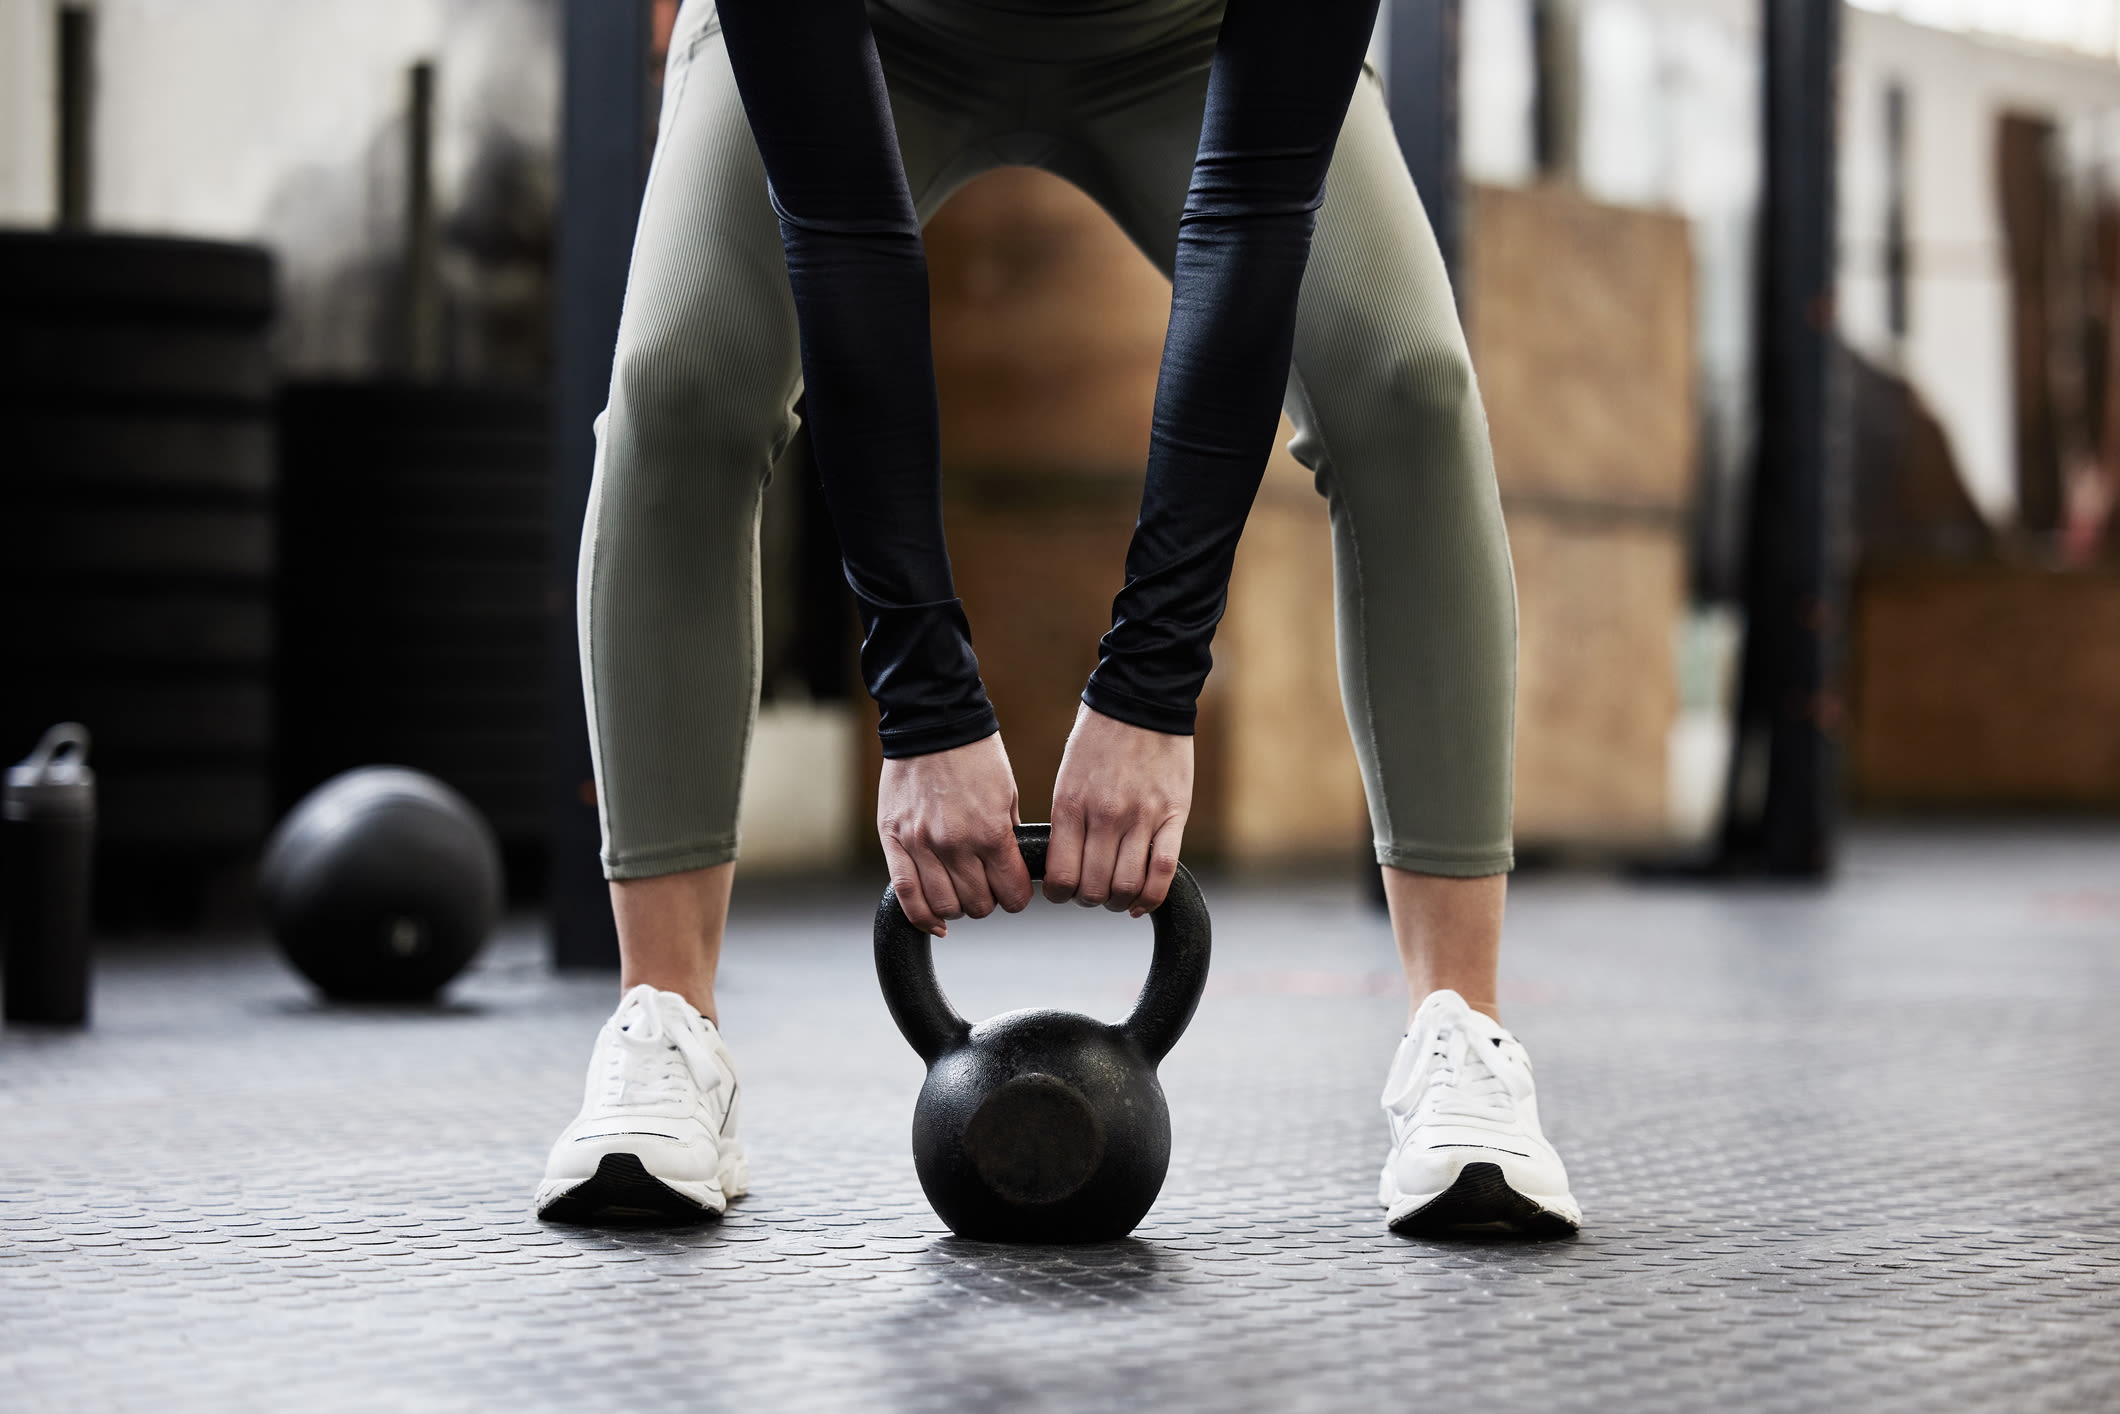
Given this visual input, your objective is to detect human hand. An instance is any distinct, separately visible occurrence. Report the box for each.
[878,732,1033,937]
[1044,704,1193,918]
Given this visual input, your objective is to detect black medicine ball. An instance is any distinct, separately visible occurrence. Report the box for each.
[259,767,502,1001]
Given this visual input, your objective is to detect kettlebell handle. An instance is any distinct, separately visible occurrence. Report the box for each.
[874,822,1211,1066]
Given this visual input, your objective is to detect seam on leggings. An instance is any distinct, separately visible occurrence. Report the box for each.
[641,29,700,221]
[1284,367,1394,852]
[605,835,743,881]
[1376,843,1514,878]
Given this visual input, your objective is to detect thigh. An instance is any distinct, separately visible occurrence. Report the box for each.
[611,3,1000,456]
[610,3,804,464]
[1284,71,1473,480]
[1059,60,1469,448]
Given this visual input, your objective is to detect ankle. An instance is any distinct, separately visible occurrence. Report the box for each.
[620,974,718,1024]
[1407,988,1500,1028]
[608,864,732,1027]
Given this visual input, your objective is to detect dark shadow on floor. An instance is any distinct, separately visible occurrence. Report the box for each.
[910,1234,1190,1306]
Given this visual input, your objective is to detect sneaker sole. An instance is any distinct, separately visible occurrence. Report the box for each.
[537,1152,732,1226]
[1385,1161,1580,1239]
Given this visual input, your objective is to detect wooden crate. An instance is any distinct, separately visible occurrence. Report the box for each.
[1467,182,1696,847]
[863,169,1366,864]
[1218,459,1369,864]
[1468,183,1696,510]
[858,446,1363,867]
[870,169,1700,863]
[1508,510,1688,844]
[924,168,1170,476]
[1850,562,2120,804]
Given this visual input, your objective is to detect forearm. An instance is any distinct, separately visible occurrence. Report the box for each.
[718,0,997,757]
[1084,0,1381,733]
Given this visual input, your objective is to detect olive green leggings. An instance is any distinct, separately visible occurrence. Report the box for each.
[579,0,1517,880]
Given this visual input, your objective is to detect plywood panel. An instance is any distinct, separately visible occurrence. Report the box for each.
[882,168,1696,863]
[1468,183,1697,510]
[1851,563,2120,803]
[856,480,1234,857]
[926,168,1171,475]
[914,168,1349,861]
[1510,510,1686,844]
[941,485,1135,824]
[1220,472,1369,865]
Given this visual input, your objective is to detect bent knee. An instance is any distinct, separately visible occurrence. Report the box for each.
[606,321,796,470]
[1376,337,1477,425]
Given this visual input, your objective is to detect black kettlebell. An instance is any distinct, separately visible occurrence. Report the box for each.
[875,823,1211,1243]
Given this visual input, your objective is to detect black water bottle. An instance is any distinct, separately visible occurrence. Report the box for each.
[4,724,96,1026]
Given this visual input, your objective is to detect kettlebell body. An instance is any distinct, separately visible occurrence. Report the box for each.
[875,824,1211,1243]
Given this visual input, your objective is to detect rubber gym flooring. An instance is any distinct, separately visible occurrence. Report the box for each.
[3,823,2118,1412]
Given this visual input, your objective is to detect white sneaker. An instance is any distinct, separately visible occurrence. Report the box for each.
[1377,989,1580,1236]
[535,984,749,1223]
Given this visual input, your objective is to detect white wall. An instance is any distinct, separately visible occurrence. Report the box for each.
[0,0,57,225]
[1840,9,2120,522]
[1461,0,1539,185]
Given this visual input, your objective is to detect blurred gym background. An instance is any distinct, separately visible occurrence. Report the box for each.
[2,0,2116,966]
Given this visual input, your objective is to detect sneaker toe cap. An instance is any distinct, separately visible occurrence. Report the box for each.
[1389,1128,1571,1204]
[543,1124,722,1186]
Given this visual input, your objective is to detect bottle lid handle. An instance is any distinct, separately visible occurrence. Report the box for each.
[18,723,91,782]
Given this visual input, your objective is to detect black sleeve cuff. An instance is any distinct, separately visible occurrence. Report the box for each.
[855,594,1002,757]
[877,709,1002,759]
[1079,678,1197,737]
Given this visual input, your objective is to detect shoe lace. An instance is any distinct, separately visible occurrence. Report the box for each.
[600,987,719,1109]
[1418,1023,1516,1126]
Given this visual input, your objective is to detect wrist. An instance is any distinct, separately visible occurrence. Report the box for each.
[1077,682,1196,737]
[876,707,1002,760]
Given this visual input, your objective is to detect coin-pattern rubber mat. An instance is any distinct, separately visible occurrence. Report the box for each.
[4,824,2119,1412]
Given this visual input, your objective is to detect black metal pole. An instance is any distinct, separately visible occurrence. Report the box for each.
[1389,0,1463,287]
[1724,0,1843,876]
[550,0,654,969]
[56,5,93,229]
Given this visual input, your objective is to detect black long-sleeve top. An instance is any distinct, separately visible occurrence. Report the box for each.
[717,0,1381,756]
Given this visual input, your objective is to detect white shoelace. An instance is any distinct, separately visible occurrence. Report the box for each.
[1415,1022,1517,1127]
[598,986,719,1111]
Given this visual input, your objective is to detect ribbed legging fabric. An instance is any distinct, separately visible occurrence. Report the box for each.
[578,0,1518,880]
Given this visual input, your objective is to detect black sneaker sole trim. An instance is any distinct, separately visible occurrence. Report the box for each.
[1387,1161,1578,1240]
[537,1152,723,1228]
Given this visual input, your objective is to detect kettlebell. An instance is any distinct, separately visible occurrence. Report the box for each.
[875,822,1211,1243]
